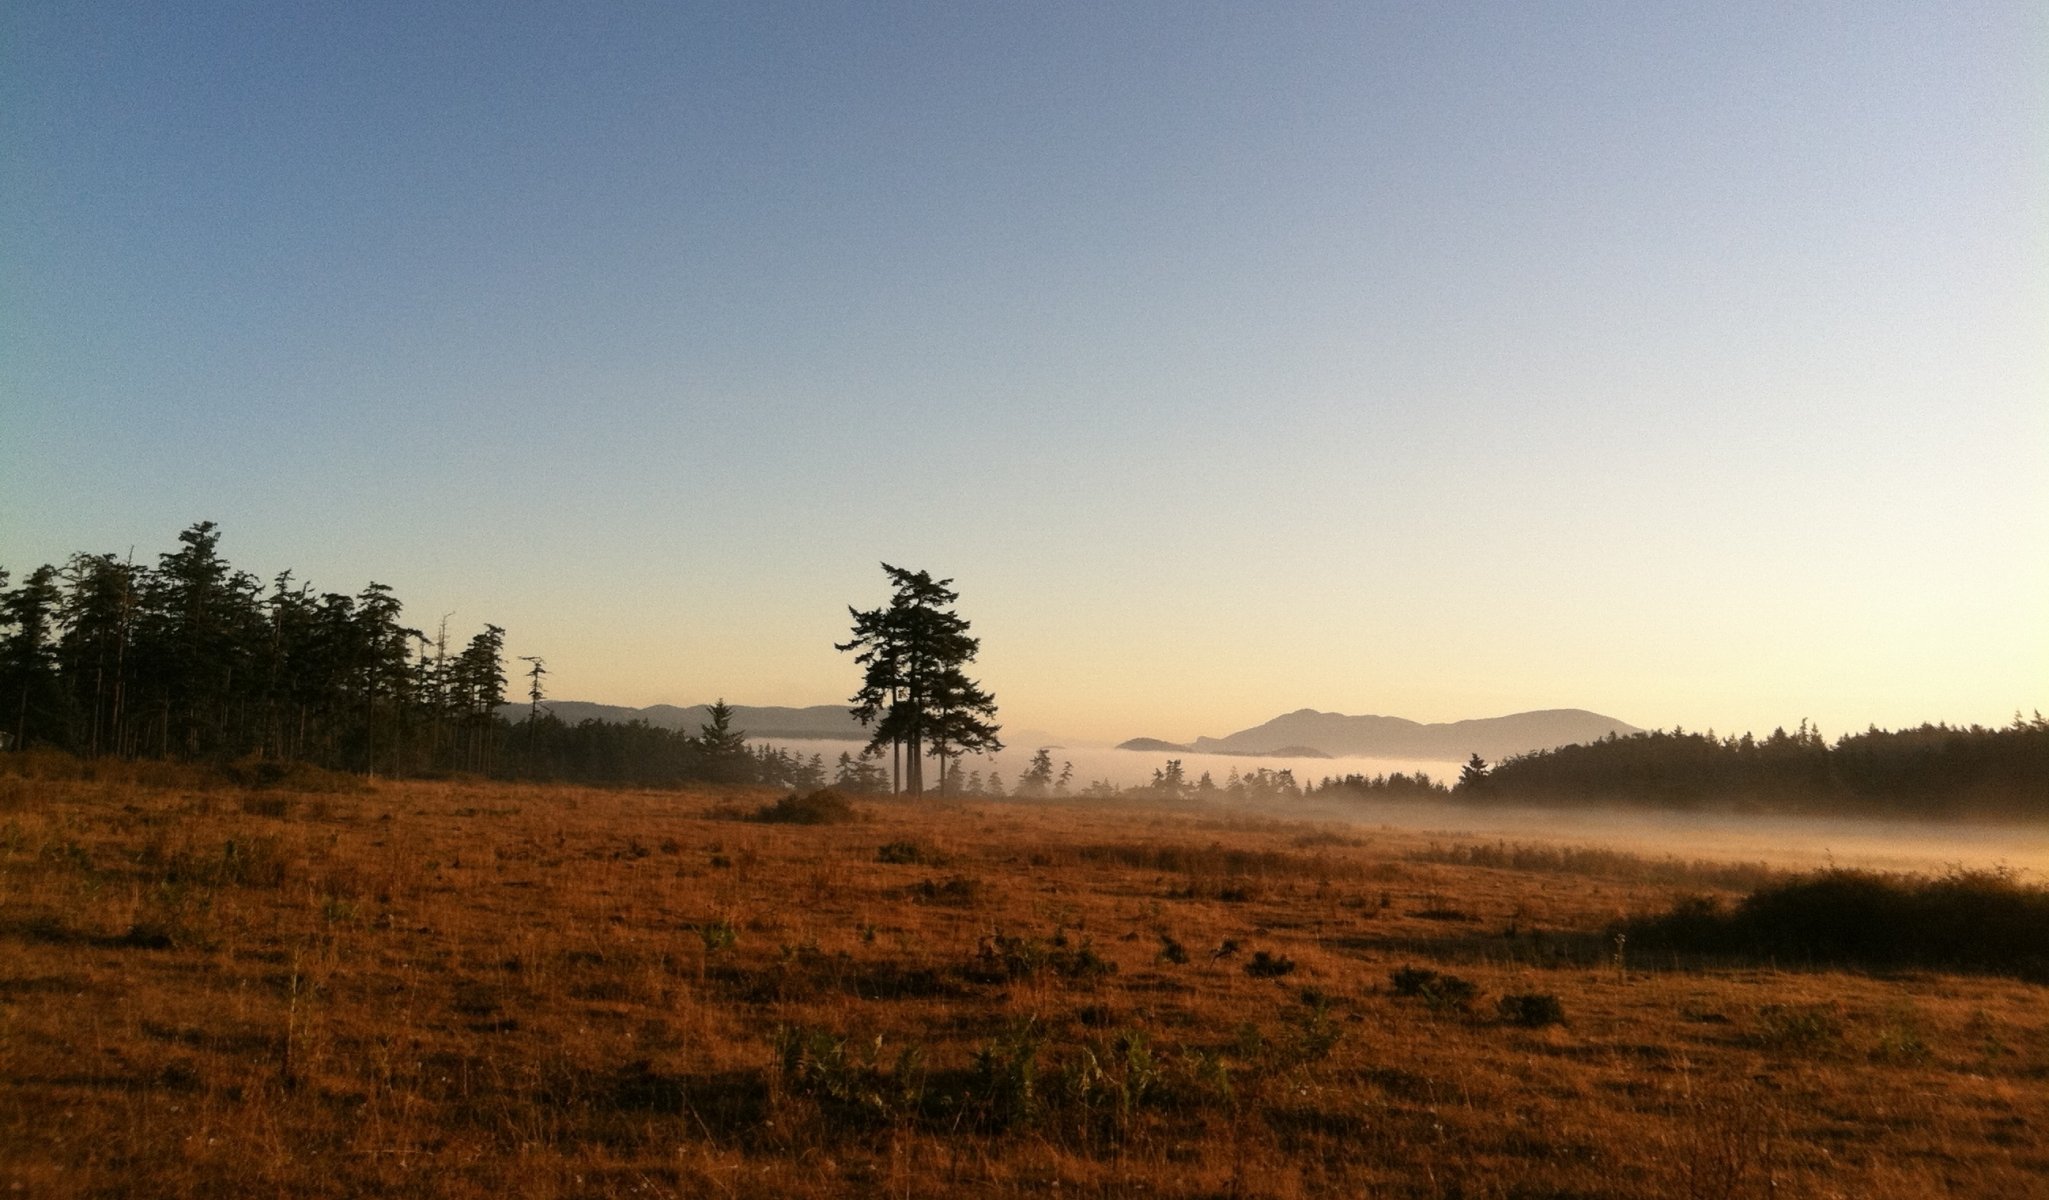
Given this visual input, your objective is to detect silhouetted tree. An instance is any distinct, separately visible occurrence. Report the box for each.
[697,698,753,784]
[1,565,64,749]
[837,564,1001,797]
[1017,747,1056,797]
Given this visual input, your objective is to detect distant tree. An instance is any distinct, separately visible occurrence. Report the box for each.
[1458,753,1491,792]
[833,749,890,794]
[696,698,753,784]
[1056,760,1074,795]
[837,564,1001,797]
[1151,759,1188,798]
[518,655,547,764]
[1018,748,1056,797]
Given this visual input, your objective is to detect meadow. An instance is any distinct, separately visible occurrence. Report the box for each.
[2,761,2045,1198]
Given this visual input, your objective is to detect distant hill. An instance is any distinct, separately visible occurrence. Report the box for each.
[501,701,867,741]
[1113,737,1333,759]
[1121,708,1641,761]
[1116,737,1194,754]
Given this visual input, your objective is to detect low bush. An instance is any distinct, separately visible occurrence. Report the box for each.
[1389,966,1479,1012]
[1496,992,1566,1027]
[909,875,982,905]
[752,788,861,825]
[876,838,940,865]
[970,930,1116,983]
[1625,867,2049,980]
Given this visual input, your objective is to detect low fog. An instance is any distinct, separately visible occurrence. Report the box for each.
[762,739,2049,877]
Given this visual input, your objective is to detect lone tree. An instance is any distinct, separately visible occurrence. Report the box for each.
[696,698,753,784]
[837,564,1001,797]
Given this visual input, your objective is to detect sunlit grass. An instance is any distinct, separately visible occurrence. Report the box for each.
[1,768,2045,1198]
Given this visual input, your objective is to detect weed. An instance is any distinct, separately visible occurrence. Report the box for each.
[774,1027,928,1130]
[970,930,1116,983]
[909,875,983,905]
[1390,966,1479,1012]
[1752,1003,1844,1056]
[1244,950,1296,978]
[876,838,939,865]
[1869,1006,1930,1066]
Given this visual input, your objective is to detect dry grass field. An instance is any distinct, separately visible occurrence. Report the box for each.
[3,762,2045,1198]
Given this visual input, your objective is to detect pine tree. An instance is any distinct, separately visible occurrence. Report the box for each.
[837,564,1001,796]
[696,698,753,784]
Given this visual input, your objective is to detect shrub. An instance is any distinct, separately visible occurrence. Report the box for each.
[971,930,1116,983]
[1625,867,2049,980]
[910,875,982,905]
[753,788,861,825]
[1389,966,1479,1012]
[876,838,940,865]
[1497,992,1566,1027]
[774,1026,927,1130]
[1244,950,1296,978]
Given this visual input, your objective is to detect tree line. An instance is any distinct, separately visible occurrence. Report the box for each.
[1,522,512,773]
[0,522,856,788]
[1453,718,2049,819]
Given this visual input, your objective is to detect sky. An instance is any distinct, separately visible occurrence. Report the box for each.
[3,2,2044,746]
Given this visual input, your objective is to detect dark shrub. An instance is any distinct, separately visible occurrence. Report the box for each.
[877,839,939,865]
[1626,868,2049,980]
[753,788,860,825]
[1389,965,1478,1011]
[1496,992,1566,1027]
[1244,950,1297,978]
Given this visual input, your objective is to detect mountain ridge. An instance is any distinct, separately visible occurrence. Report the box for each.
[1119,708,1641,761]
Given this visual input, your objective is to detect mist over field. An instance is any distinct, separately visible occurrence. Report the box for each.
[758,738,1465,795]
[760,739,2049,876]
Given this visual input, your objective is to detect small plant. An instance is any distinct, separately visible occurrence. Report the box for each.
[696,919,738,955]
[1156,932,1188,965]
[1389,965,1479,1012]
[1497,992,1566,1027]
[1869,1007,1931,1065]
[774,1026,927,1129]
[968,1022,1044,1131]
[910,875,982,905]
[1752,1003,1844,1056]
[972,930,1117,983]
[1278,997,1342,1065]
[1244,950,1296,978]
[876,838,938,865]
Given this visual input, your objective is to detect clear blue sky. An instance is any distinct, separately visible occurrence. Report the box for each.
[4,2,2043,743]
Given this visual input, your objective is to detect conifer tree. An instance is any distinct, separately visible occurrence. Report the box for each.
[837,564,1001,796]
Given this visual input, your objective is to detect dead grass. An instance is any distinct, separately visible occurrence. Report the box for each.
[1,773,2044,1198]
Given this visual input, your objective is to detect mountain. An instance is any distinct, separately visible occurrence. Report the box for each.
[1125,708,1641,761]
[501,701,868,741]
[1116,737,1194,754]
[1113,737,1333,759]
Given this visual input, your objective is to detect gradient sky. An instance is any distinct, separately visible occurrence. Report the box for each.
[4,2,2044,745]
